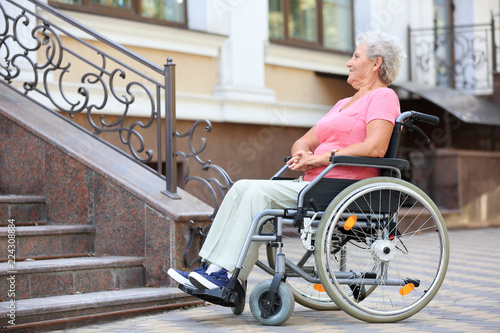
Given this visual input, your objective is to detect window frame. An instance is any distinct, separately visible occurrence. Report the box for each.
[269,0,354,54]
[48,0,188,29]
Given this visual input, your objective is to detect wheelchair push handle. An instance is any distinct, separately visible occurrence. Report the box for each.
[397,111,439,126]
[409,111,439,126]
[398,111,440,144]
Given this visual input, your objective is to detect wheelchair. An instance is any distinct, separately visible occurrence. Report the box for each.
[180,111,450,326]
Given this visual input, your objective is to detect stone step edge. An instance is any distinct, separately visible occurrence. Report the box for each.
[0,287,192,316]
[0,253,94,263]
[0,287,203,329]
[0,195,47,204]
[0,256,145,276]
[0,221,47,227]
[0,225,95,236]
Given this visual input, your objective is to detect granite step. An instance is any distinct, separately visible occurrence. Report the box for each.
[0,195,47,226]
[0,225,95,261]
[0,287,202,330]
[0,256,146,300]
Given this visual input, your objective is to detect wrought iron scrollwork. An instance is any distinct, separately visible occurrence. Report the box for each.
[409,22,497,94]
[0,0,160,167]
[176,120,234,267]
[176,119,233,219]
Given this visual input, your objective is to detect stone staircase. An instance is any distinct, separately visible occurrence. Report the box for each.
[0,195,203,331]
[0,84,212,331]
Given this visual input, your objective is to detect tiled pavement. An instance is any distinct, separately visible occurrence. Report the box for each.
[54,228,500,333]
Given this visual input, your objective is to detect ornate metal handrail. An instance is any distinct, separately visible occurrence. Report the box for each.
[176,119,234,266]
[176,119,233,218]
[0,0,233,215]
[408,17,499,95]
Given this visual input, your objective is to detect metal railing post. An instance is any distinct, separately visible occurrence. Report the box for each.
[163,57,181,199]
[492,13,497,73]
[407,25,412,82]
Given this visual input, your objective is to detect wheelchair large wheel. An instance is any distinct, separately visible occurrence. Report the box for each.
[315,177,449,323]
[249,279,295,326]
[266,227,339,311]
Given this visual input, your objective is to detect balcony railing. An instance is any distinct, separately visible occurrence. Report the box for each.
[0,0,232,214]
[408,16,500,95]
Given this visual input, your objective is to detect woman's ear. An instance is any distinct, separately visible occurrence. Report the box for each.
[373,57,383,70]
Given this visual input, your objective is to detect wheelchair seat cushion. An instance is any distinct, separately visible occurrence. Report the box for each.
[301,178,359,211]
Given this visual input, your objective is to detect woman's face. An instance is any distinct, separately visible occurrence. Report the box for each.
[346,43,378,88]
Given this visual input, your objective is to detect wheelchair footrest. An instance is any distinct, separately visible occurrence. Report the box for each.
[179,280,245,308]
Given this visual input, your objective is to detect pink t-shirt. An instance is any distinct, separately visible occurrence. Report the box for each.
[304,88,400,181]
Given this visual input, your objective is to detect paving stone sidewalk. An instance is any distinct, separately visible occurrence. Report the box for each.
[54,228,500,333]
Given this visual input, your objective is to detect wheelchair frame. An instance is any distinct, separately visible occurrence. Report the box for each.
[180,111,450,325]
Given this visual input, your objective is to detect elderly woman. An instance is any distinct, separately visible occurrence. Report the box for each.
[168,31,406,290]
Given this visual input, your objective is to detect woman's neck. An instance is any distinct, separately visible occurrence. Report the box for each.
[352,84,386,100]
[350,73,386,91]
[340,83,387,111]
[357,80,387,93]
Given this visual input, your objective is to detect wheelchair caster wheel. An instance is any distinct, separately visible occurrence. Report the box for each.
[249,279,294,326]
[231,295,245,315]
[231,280,247,315]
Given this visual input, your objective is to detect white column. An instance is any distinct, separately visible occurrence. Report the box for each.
[203,0,276,102]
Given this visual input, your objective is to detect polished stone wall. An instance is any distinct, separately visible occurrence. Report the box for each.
[0,84,212,286]
[411,148,500,228]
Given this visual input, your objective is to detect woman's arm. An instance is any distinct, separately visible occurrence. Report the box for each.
[288,119,394,172]
[290,126,320,155]
[286,126,320,168]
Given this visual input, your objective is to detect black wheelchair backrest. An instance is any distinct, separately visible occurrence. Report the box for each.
[386,111,440,158]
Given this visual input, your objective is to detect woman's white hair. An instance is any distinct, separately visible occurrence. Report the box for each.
[357,31,406,84]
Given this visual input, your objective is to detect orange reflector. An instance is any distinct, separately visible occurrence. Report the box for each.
[399,283,415,296]
[314,284,326,292]
[344,215,357,231]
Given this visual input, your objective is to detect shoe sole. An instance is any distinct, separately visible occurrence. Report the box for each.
[167,268,195,288]
[188,272,220,289]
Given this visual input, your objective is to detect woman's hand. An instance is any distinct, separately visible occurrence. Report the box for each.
[287,150,329,171]
[286,150,311,171]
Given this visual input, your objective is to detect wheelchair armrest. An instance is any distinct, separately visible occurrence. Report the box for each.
[272,155,409,181]
[271,156,293,179]
[329,155,409,169]
[295,156,409,212]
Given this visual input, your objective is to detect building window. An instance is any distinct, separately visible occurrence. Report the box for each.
[49,0,187,27]
[269,0,353,53]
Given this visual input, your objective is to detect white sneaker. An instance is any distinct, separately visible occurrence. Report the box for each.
[167,268,194,287]
[188,269,229,289]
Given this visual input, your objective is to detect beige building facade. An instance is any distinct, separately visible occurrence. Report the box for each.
[5,0,500,226]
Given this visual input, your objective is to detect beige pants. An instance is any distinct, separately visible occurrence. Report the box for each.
[198,178,309,281]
